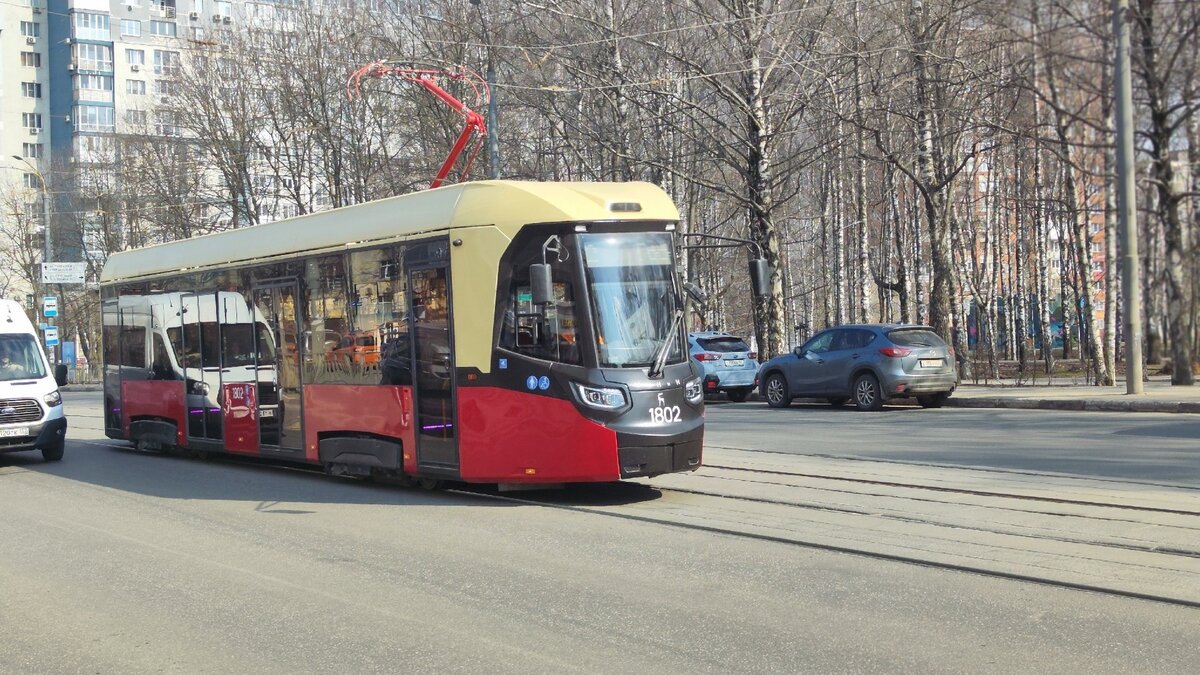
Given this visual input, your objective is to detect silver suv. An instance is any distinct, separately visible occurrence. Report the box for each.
[758,324,957,411]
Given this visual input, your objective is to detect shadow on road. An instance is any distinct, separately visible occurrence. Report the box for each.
[2,439,667,508]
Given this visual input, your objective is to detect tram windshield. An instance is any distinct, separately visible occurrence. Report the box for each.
[580,232,683,368]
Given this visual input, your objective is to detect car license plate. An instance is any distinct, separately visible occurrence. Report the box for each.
[260,409,275,418]
[920,358,943,368]
[724,359,745,367]
[0,427,30,438]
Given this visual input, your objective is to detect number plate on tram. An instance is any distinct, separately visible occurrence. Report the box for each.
[259,408,275,418]
[0,427,30,438]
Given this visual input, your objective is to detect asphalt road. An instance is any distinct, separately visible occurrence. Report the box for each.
[1,392,1197,673]
[704,400,1200,484]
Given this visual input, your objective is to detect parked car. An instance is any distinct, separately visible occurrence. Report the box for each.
[758,324,957,411]
[688,331,760,402]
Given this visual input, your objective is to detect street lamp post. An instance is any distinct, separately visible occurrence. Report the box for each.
[469,0,500,179]
[12,155,56,364]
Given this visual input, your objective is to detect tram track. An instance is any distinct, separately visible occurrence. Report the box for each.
[75,437,1200,609]
[458,480,1200,610]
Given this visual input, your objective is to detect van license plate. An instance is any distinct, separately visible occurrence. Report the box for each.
[0,427,30,438]
[920,359,942,368]
[259,409,274,418]
[724,359,745,367]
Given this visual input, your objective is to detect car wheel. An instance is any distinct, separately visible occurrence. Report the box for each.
[853,374,883,411]
[727,387,752,403]
[763,373,791,408]
[827,397,848,407]
[917,392,950,408]
[41,441,64,462]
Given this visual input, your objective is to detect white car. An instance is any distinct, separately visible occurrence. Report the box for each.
[0,299,67,461]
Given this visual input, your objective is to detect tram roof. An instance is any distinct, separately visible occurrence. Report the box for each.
[100,180,679,283]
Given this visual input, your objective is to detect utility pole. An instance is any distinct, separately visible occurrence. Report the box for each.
[470,0,500,178]
[1112,0,1143,394]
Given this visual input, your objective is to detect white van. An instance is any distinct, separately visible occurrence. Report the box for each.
[0,299,66,462]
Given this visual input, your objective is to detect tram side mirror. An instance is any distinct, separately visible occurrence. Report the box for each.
[683,281,708,310]
[749,258,770,299]
[530,263,554,306]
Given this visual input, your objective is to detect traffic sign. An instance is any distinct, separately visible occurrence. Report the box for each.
[41,262,87,284]
[43,296,57,318]
[44,326,59,346]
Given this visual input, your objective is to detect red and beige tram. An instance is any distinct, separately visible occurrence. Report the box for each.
[100,181,704,486]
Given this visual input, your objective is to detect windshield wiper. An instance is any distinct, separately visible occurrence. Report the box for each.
[647,309,682,380]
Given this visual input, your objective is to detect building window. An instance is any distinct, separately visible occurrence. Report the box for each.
[76,74,114,92]
[120,19,141,37]
[72,12,111,41]
[153,50,180,76]
[154,79,179,96]
[20,21,40,38]
[23,173,40,190]
[127,79,147,95]
[21,52,42,68]
[149,21,177,37]
[75,105,116,133]
[125,109,148,126]
[21,143,44,159]
[215,1,231,16]
[75,44,114,72]
[126,49,145,66]
[191,27,206,41]
[22,112,42,129]
[155,110,181,136]
[21,82,42,98]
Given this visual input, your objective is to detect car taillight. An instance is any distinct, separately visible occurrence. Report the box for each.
[694,352,721,361]
[747,352,757,360]
[878,346,912,358]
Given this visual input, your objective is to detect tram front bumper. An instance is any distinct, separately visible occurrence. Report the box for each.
[615,423,704,479]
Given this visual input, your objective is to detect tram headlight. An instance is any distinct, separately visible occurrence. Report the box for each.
[684,378,703,404]
[571,382,627,410]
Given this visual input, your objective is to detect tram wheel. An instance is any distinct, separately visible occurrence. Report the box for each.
[417,478,443,490]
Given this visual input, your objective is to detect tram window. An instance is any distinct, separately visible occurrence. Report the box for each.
[342,247,406,385]
[502,268,581,365]
[103,324,120,366]
[119,325,146,368]
[303,253,353,383]
[150,333,175,380]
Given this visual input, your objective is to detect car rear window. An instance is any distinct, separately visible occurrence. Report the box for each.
[887,329,946,347]
[698,337,750,352]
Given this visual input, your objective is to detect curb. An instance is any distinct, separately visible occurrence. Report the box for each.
[945,397,1199,415]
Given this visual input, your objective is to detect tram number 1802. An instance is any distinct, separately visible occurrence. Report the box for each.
[649,393,682,425]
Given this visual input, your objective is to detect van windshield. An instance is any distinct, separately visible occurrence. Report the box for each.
[0,334,47,381]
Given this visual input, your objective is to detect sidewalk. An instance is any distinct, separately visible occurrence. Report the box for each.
[948,377,1200,414]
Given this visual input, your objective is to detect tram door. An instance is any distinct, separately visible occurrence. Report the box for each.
[251,284,304,453]
[409,265,458,471]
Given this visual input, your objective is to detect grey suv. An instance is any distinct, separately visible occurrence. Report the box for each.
[758,324,957,411]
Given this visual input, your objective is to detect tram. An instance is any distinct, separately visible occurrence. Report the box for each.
[100,181,704,486]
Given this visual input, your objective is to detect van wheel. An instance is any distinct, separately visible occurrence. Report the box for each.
[726,387,751,403]
[853,374,883,411]
[763,373,791,408]
[41,441,64,462]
